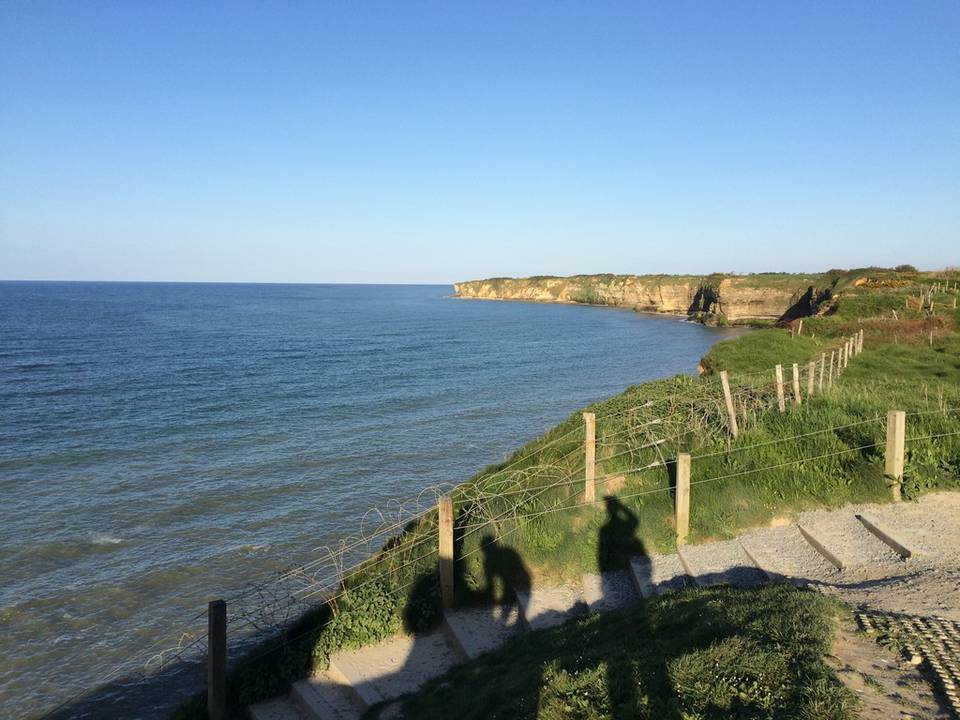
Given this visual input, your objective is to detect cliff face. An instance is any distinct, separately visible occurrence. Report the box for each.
[453,274,831,323]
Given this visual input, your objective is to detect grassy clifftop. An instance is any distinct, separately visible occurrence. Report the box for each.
[454,268,917,324]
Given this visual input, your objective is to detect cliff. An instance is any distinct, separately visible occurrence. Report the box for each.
[453,273,838,323]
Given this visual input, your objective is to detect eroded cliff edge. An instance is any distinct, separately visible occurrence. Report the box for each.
[453,273,838,324]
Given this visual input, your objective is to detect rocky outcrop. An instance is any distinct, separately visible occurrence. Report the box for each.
[453,273,833,323]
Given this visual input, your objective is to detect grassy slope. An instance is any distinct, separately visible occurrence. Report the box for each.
[392,585,853,720]
[174,268,960,718]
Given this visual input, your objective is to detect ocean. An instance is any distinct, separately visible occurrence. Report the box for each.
[0,281,742,718]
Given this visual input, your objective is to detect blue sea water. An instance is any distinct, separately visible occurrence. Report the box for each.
[0,282,742,717]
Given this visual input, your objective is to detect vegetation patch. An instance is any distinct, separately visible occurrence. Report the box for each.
[394,584,856,720]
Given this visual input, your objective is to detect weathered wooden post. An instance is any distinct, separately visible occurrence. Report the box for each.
[208,599,227,720]
[675,453,691,545]
[775,364,786,413]
[807,360,816,396]
[438,496,454,608]
[791,363,802,406]
[719,370,739,437]
[583,412,596,503]
[796,319,803,336]
[884,411,906,502]
[828,351,835,388]
[818,352,825,392]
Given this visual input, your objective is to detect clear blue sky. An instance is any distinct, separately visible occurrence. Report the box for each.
[1,2,957,283]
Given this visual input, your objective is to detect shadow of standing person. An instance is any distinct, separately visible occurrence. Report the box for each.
[598,496,645,572]
[598,495,682,719]
[477,533,541,717]
[479,532,531,616]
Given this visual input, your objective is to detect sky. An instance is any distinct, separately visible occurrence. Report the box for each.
[1,2,958,283]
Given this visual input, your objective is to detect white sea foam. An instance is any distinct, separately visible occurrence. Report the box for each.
[90,533,125,546]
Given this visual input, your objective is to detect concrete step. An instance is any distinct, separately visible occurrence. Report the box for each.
[582,570,641,613]
[249,697,306,720]
[326,629,460,707]
[291,674,362,720]
[738,524,837,583]
[442,604,524,659]
[797,510,903,573]
[628,552,691,598]
[676,539,766,588]
[515,582,588,630]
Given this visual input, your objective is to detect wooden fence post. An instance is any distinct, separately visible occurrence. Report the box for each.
[828,351,835,388]
[583,412,596,503]
[775,364,786,413]
[807,360,815,396]
[438,496,454,608]
[818,353,825,392]
[675,453,691,545]
[208,599,226,720]
[719,370,739,437]
[884,411,906,502]
[791,363,802,406]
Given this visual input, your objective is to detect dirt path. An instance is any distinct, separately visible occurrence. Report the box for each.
[831,622,952,719]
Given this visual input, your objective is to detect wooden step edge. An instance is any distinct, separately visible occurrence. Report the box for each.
[736,540,777,583]
[439,612,474,663]
[627,556,657,599]
[674,547,700,586]
[797,524,845,571]
[325,659,380,710]
[855,514,913,559]
[290,679,359,720]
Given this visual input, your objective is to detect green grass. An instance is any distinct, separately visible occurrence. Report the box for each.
[172,268,960,718]
[389,585,856,720]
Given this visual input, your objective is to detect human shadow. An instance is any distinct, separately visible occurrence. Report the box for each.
[346,533,539,718]
[596,496,683,719]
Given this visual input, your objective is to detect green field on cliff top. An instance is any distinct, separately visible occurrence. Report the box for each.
[177,266,960,719]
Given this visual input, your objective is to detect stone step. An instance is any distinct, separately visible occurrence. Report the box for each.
[582,570,641,613]
[676,539,766,588]
[628,552,691,598]
[326,629,461,707]
[291,674,363,720]
[515,582,588,630]
[797,510,903,573]
[738,524,837,583]
[442,604,524,659]
[249,697,307,720]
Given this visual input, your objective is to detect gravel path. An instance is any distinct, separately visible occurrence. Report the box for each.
[251,491,960,720]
